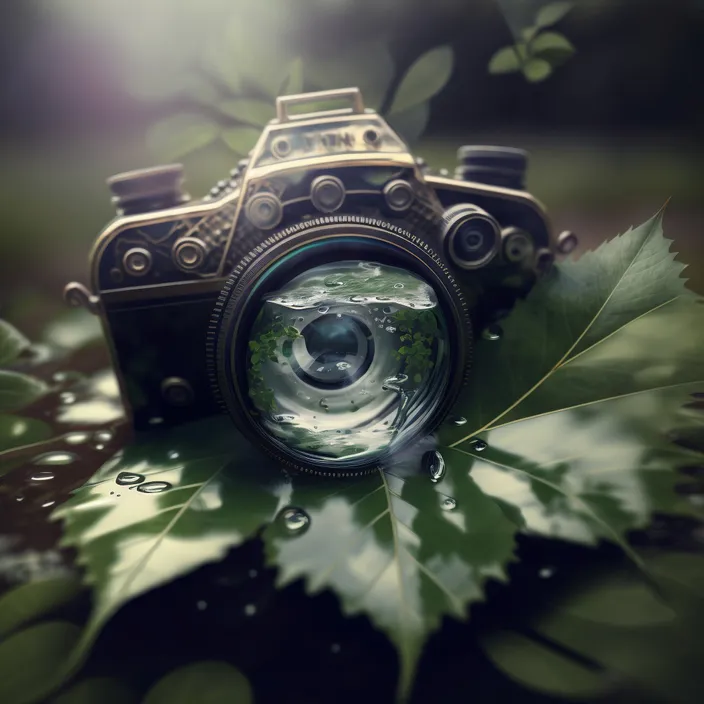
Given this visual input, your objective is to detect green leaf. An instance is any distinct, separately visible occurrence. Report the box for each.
[522,58,553,82]
[535,1,574,28]
[386,102,430,144]
[282,57,304,95]
[531,31,576,63]
[52,677,138,704]
[143,662,252,704]
[440,213,703,548]
[0,621,81,704]
[42,309,103,351]
[220,126,261,156]
[218,99,275,128]
[49,418,285,695]
[146,114,220,160]
[488,46,522,75]
[480,629,610,699]
[0,371,48,413]
[0,577,83,638]
[0,414,52,456]
[388,46,454,115]
[263,463,517,700]
[0,320,29,366]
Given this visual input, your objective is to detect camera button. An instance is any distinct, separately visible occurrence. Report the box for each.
[123,247,152,277]
[161,377,194,407]
[383,179,414,212]
[245,193,283,230]
[310,175,345,213]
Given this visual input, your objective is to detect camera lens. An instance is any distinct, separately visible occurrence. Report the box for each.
[443,204,501,269]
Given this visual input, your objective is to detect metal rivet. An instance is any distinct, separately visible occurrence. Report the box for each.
[173,238,207,271]
[363,129,380,147]
[160,377,194,407]
[310,175,345,213]
[502,229,534,263]
[245,192,283,230]
[272,137,292,159]
[123,247,152,276]
[383,179,414,212]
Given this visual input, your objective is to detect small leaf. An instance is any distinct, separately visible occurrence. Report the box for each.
[0,576,83,638]
[388,46,454,115]
[42,309,103,351]
[0,320,29,366]
[536,1,574,28]
[488,46,522,75]
[49,418,284,696]
[531,31,576,63]
[481,630,609,699]
[52,677,138,704]
[147,114,220,160]
[0,371,48,413]
[521,25,540,43]
[386,102,430,144]
[522,58,553,82]
[282,57,304,95]
[0,414,51,455]
[0,621,81,704]
[143,662,252,704]
[220,126,261,156]
[218,99,274,128]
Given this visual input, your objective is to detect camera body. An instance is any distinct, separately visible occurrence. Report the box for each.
[66,88,565,449]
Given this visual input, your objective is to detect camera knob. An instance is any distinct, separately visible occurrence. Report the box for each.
[454,146,528,190]
[107,164,190,215]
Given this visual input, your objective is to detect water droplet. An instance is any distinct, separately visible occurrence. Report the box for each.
[244,604,257,616]
[441,497,457,511]
[482,325,503,341]
[31,471,54,482]
[423,450,446,483]
[382,306,393,315]
[470,439,487,452]
[273,413,297,423]
[393,283,404,289]
[336,361,351,370]
[325,277,343,288]
[316,366,325,372]
[349,295,366,303]
[249,569,258,578]
[539,567,555,579]
[319,398,330,410]
[137,481,173,494]
[336,313,342,318]
[59,392,76,405]
[451,416,467,426]
[64,432,90,445]
[279,507,310,534]
[42,500,56,508]
[33,451,77,466]
[167,450,180,460]
[196,600,208,611]
[331,643,341,654]
[318,306,329,314]
[116,472,145,486]
[94,430,113,443]
[385,326,397,333]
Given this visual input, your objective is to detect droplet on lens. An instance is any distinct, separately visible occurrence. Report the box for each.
[336,361,351,370]
[136,481,172,493]
[441,497,457,511]
[451,416,467,426]
[319,398,330,410]
[279,507,310,534]
[482,325,503,341]
[382,306,393,314]
[423,450,446,483]
[393,283,404,289]
[470,438,487,452]
[31,471,55,482]
[385,326,397,333]
[116,472,145,486]
[273,414,297,423]
[32,451,77,466]
[318,306,329,314]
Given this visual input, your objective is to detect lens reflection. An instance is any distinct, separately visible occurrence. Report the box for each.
[245,260,449,465]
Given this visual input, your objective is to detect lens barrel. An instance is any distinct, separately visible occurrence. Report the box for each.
[442,203,502,270]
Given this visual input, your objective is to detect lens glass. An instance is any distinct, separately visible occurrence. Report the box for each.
[452,217,498,264]
[244,260,450,466]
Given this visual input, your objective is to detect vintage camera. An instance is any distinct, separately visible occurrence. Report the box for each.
[66,88,575,476]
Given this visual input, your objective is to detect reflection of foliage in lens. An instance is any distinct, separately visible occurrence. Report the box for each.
[247,318,300,413]
[393,308,438,384]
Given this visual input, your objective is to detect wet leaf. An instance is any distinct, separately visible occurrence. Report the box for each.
[146,114,220,160]
[219,99,275,127]
[220,126,262,155]
[50,418,285,693]
[263,457,517,700]
[536,1,574,28]
[388,46,453,115]
[0,621,81,704]
[143,662,252,704]
[0,320,29,366]
[488,46,522,75]
[0,371,48,413]
[0,576,83,638]
[0,414,52,456]
[522,57,552,82]
[52,676,138,704]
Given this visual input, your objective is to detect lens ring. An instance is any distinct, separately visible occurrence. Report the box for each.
[208,215,472,477]
[173,237,207,271]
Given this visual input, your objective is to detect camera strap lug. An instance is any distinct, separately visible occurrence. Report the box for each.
[63,282,101,315]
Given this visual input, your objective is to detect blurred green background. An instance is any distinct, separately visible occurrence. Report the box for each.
[0,0,702,338]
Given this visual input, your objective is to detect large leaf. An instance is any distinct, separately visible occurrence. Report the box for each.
[388,46,453,115]
[48,418,286,697]
[488,46,522,75]
[0,414,52,457]
[220,126,261,156]
[0,320,29,366]
[263,453,517,700]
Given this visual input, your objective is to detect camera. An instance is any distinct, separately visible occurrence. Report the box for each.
[65,88,574,476]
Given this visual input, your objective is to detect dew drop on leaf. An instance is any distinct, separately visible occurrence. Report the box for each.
[451,416,467,426]
[441,497,457,511]
[470,438,488,452]
[116,472,146,486]
[167,450,180,460]
[136,481,173,494]
[33,451,77,466]
[423,449,446,483]
[59,392,77,405]
[482,325,503,341]
[30,471,54,482]
[279,507,310,534]
[64,432,90,445]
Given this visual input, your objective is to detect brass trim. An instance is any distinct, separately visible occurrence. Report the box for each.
[101,277,227,305]
[275,88,365,123]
